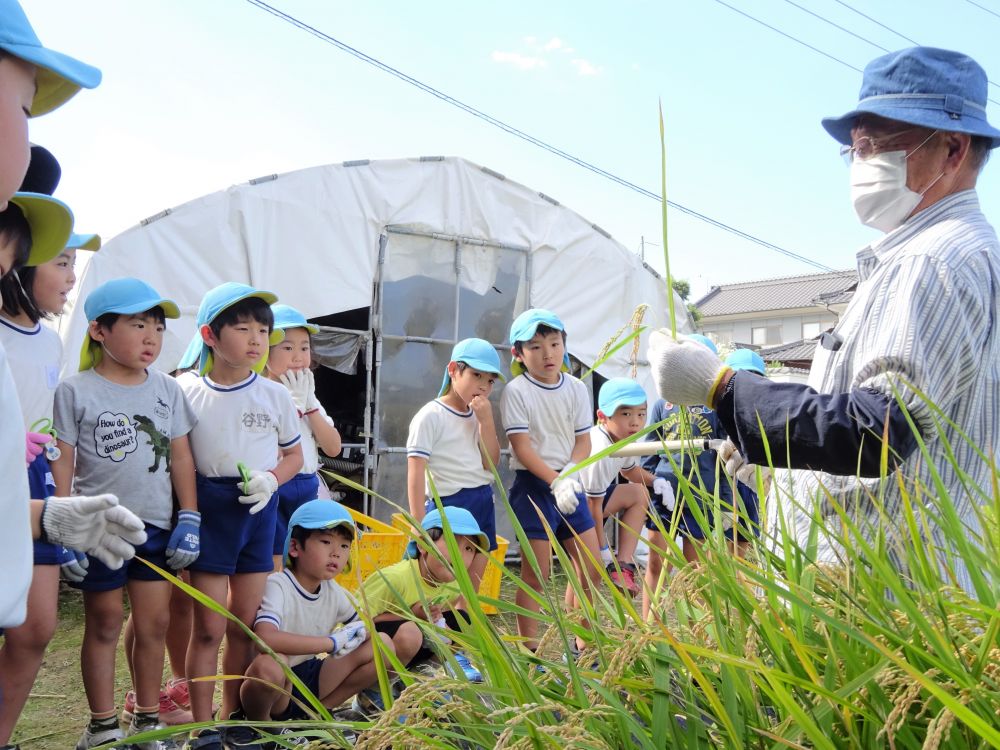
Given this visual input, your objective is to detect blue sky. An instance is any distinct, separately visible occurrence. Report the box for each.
[23,0,1000,299]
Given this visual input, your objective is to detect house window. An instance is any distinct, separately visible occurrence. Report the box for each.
[802,321,822,339]
[711,329,733,345]
[752,325,782,346]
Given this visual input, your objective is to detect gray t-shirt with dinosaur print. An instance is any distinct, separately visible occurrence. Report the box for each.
[53,369,197,530]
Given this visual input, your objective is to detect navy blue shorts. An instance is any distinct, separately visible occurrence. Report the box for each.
[599,482,617,511]
[190,474,276,575]
[28,453,61,565]
[273,473,321,555]
[645,477,759,541]
[273,657,324,720]
[70,523,171,592]
[425,484,497,551]
[509,470,595,542]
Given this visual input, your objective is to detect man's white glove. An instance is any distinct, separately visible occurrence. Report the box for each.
[717,439,772,490]
[652,477,676,511]
[329,621,368,658]
[550,463,583,514]
[41,494,147,570]
[647,330,727,407]
[279,369,311,413]
[238,470,279,515]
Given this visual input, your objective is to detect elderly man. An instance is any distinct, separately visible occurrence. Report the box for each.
[649,47,1000,595]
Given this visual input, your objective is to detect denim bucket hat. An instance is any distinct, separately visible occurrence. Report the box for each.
[598,377,648,417]
[283,499,357,569]
[177,282,282,375]
[66,232,101,251]
[438,337,505,396]
[79,277,180,371]
[822,47,1000,148]
[724,348,766,375]
[271,304,319,334]
[509,308,572,376]
[0,0,102,116]
[403,506,488,559]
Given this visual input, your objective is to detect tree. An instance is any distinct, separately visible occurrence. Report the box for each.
[672,278,702,325]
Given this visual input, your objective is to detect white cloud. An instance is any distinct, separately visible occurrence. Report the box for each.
[543,37,564,51]
[571,58,601,76]
[491,50,547,70]
[523,35,537,45]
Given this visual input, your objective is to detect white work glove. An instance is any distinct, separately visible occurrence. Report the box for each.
[238,470,279,515]
[647,330,727,407]
[41,494,147,570]
[652,477,676,511]
[301,368,322,413]
[717,439,772,491]
[550,463,583,514]
[279,369,311,413]
[329,621,368,657]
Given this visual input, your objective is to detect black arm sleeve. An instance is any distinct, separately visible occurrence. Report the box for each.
[714,371,920,477]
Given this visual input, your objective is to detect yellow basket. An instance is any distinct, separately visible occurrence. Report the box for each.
[391,512,508,615]
[335,509,407,592]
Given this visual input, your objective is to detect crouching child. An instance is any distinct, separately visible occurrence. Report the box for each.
[240,500,384,730]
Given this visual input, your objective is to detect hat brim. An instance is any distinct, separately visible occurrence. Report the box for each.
[9,192,73,267]
[276,321,319,335]
[0,43,102,116]
[67,232,101,251]
[822,103,1000,147]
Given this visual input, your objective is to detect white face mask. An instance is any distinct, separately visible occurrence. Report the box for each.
[849,132,943,233]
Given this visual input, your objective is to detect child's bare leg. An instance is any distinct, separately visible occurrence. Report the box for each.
[220,571,268,717]
[0,565,59,744]
[317,634,387,707]
[126,579,172,712]
[186,572,229,722]
[271,554,283,572]
[165,573,192,681]
[683,536,701,564]
[604,484,647,564]
[563,527,604,649]
[391,622,423,668]
[517,539,551,650]
[240,653,288,721]
[80,589,125,717]
[643,530,667,620]
[123,615,135,689]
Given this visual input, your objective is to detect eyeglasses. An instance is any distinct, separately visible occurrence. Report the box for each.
[839,127,922,164]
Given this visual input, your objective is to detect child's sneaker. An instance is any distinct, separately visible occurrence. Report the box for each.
[351,686,386,717]
[121,690,137,724]
[157,688,193,726]
[164,678,191,710]
[126,716,170,750]
[607,561,640,596]
[447,651,484,683]
[76,722,124,750]
[182,729,224,750]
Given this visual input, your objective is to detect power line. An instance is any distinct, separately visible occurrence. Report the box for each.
[243,0,834,273]
[829,0,919,46]
[778,0,889,52]
[964,0,1000,21]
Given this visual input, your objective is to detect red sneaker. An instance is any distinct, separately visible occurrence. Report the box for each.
[158,687,193,726]
[607,562,640,596]
[164,678,191,710]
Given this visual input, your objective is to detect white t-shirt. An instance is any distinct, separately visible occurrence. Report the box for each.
[0,343,31,628]
[406,399,493,497]
[0,317,62,429]
[254,568,359,667]
[500,372,592,472]
[578,425,638,498]
[298,402,334,475]
[177,371,300,478]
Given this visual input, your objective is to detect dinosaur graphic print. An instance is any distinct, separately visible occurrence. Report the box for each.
[132,413,172,473]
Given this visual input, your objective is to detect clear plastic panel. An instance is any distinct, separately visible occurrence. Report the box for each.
[457,246,527,343]
[375,339,452,449]
[381,233,456,339]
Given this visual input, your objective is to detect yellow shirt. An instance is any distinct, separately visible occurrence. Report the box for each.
[359,559,460,619]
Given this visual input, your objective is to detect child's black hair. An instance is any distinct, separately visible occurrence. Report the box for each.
[0,267,41,323]
[209,297,273,339]
[92,307,167,335]
[512,323,567,355]
[0,204,32,277]
[287,524,355,569]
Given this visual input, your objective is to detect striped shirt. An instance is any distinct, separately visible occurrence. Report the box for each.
[784,190,1000,594]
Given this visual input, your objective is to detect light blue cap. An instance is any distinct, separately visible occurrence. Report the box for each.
[66,232,100,251]
[598,377,648,416]
[404,506,488,559]
[725,348,766,375]
[80,278,180,371]
[509,308,571,376]
[438,338,505,397]
[0,0,102,116]
[177,282,281,375]
[271,304,319,334]
[688,333,718,354]
[283,499,357,569]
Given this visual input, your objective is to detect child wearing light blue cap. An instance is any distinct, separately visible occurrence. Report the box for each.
[174,282,305,737]
[576,378,660,600]
[357,506,488,707]
[50,277,202,747]
[241,500,381,729]
[405,337,503,595]
[264,304,342,568]
[500,308,604,654]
